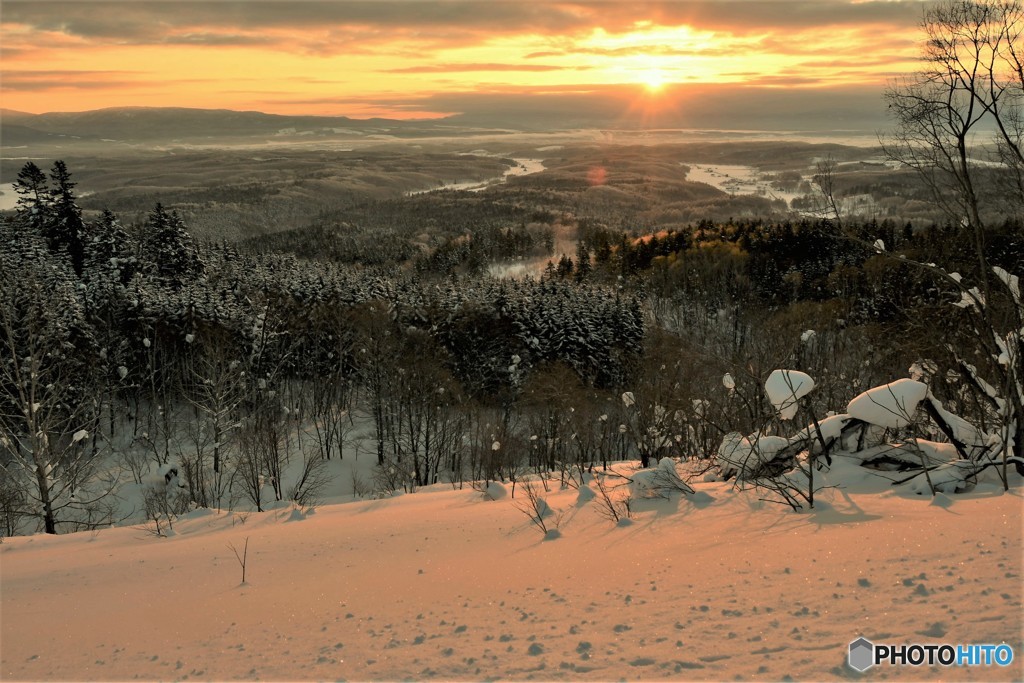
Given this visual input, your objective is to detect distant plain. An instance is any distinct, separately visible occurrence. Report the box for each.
[0,114,932,245]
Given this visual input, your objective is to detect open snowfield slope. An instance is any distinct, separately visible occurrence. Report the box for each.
[2,475,1022,682]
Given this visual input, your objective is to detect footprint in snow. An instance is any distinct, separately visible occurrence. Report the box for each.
[629,658,656,667]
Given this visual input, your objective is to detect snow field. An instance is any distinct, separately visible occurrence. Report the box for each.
[406,157,545,195]
[2,463,1021,682]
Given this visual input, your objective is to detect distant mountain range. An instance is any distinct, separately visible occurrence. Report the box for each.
[1,90,892,148]
[0,107,457,145]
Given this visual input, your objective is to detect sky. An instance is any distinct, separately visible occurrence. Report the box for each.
[0,1,929,129]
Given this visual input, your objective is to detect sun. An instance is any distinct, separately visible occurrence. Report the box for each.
[640,68,669,92]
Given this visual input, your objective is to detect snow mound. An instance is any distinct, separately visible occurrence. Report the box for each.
[812,413,851,442]
[484,481,507,500]
[631,458,694,496]
[847,379,928,429]
[688,490,715,508]
[576,485,597,506]
[792,414,864,454]
[926,396,990,449]
[765,370,815,420]
[908,459,977,495]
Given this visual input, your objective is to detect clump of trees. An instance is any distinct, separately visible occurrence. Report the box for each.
[0,161,648,533]
[880,0,1023,468]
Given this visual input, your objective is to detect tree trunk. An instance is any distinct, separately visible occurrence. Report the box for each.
[36,466,56,534]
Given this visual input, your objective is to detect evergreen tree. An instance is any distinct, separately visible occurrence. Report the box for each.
[141,204,204,288]
[556,254,574,279]
[85,210,135,286]
[46,161,87,276]
[13,162,50,233]
[575,240,592,282]
[543,260,557,280]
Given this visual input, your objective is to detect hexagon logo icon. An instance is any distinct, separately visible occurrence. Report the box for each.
[848,637,875,672]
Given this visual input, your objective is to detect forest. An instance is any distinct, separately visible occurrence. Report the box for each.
[0,147,1020,536]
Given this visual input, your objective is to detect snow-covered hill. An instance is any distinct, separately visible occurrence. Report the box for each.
[2,466,1021,681]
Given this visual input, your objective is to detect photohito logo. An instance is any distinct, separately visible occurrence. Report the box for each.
[848,637,1015,672]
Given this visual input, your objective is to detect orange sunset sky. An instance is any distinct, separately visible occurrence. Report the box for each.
[1,1,927,126]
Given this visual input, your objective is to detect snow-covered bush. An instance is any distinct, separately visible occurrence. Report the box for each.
[514,479,561,539]
[141,464,190,537]
[618,395,684,469]
[715,350,1021,505]
[592,472,632,524]
[630,457,695,499]
[715,432,793,481]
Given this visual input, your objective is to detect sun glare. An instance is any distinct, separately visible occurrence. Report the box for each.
[640,68,668,92]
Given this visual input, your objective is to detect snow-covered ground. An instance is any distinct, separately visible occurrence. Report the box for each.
[407,158,545,195]
[0,184,19,211]
[682,163,804,206]
[470,158,545,192]
[3,462,1021,682]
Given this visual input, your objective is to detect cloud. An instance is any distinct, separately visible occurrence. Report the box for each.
[0,46,29,61]
[0,1,924,119]
[629,1,924,34]
[1,1,924,48]
[1,69,145,91]
[569,44,748,58]
[797,54,917,69]
[734,75,832,87]
[0,69,248,94]
[164,33,280,47]
[0,1,595,52]
[382,62,587,74]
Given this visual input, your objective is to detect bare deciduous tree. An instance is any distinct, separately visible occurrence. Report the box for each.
[180,333,247,508]
[0,258,111,534]
[883,0,1023,238]
[810,155,844,228]
[880,0,1023,475]
[515,479,562,539]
